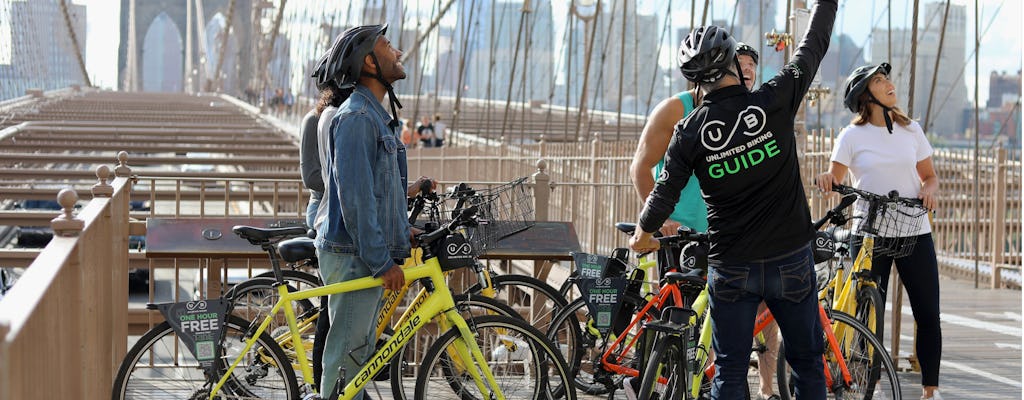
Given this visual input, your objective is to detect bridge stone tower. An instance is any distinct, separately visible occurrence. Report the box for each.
[117,0,256,94]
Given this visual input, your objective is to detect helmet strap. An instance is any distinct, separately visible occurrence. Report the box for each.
[866,92,894,134]
[733,56,748,92]
[368,52,404,130]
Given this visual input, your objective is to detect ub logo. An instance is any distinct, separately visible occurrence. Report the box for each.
[186,301,207,311]
[699,106,766,151]
[447,243,472,255]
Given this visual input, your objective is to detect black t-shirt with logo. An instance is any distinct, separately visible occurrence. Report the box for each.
[639,0,838,263]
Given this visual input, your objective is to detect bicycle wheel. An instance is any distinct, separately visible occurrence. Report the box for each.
[856,286,885,343]
[389,295,521,400]
[776,311,901,400]
[546,291,653,395]
[112,314,299,399]
[414,315,577,400]
[636,333,688,400]
[471,273,567,334]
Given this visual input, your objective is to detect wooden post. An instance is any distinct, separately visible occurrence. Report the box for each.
[589,133,601,252]
[0,320,8,400]
[92,165,113,197]
[51,189,84,237]
[114,151,131,177]
[532,159,551,222]
[990,147,1007,288]
[498,136,506,180]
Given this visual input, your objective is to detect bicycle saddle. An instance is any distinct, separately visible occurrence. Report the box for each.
[232,225,308,244]
[663,269,706,295]
[615,222,636,235]
[278,237,316,263]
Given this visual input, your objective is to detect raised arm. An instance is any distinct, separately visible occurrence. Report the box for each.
[762,0,839,111]
[630,97,685,201]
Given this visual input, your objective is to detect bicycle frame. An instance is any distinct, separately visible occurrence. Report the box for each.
[599,278,683,379]
[823,234,879,319]
[273,246,498,369]
[211,257,505,400]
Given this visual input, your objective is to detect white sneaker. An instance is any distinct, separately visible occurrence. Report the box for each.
[623,377,639,400]
[921,389,943,400]
[623,376,666,400]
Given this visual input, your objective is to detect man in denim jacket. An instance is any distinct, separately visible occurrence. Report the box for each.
[313,24,410,398]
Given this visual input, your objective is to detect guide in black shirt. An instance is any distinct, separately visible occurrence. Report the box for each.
[630,1,837,399]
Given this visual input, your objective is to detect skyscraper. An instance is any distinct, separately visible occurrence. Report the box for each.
[3,0,86,100]
[457,0,553,102]
[871,2,967,136]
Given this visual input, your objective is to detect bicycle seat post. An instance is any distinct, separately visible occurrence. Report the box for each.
[262,242,287,287]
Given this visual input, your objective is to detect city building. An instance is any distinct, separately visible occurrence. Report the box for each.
[1,0,86,100]
[871,2,967,137]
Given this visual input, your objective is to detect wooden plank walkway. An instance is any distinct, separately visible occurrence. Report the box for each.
[890,275,1022,399]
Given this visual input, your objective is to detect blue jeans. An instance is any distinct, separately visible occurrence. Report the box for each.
[317,251,383,398]
[306,198,319,229]
[708,244,825,400]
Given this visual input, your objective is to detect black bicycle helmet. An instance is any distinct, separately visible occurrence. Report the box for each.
[321,25,388,89]
[311,24,404,128]
[735,42,759,65]
[843,62,894,132]
[678,25,738,84]
[309,34,345,90]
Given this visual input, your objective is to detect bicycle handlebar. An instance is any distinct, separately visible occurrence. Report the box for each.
[831,183,924,207]
[408,180,438,225]
[416,205,479,247]
[636,226,709,259]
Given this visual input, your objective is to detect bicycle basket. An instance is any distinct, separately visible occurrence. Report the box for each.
[438,177,535,254]
[853,197,928,258]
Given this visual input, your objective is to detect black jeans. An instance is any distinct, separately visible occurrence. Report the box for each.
[853,233,942,387]
[707,244,825,400]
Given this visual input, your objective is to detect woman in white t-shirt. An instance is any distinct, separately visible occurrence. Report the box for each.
[815,63,942,400]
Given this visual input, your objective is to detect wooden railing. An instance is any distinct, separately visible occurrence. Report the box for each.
[400,129,1024,287]
[0,156,132,400]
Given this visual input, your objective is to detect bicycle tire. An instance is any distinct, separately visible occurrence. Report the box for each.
[856,285,885,343]
[112,314,299,399]
[477,273,567,333]
[546,291,654,396]
[225,272,323,383]
[227,270,322,318]
[636,333,688,400]
[776,311,901,400]
[413,315,577,400]
[389,294,521,400]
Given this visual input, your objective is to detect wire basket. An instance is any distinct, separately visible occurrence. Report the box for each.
[852,196,929,258]
[438,177,535,255]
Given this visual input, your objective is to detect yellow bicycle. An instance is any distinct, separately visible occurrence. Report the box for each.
[815,183,929,342]
[112,205,576,400]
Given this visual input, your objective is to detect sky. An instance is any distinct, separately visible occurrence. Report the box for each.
[61,0,1024,106]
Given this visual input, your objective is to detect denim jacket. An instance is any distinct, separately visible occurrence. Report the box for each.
[315,85,411,277]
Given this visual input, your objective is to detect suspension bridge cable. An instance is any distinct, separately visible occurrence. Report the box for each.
[499,0,528,142]
[922,0,952,133]
[644,1,673,115]
[934,0,1005,120]
[59,0,90,87]
[209,0,236,92]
